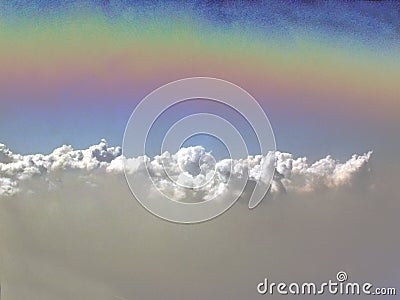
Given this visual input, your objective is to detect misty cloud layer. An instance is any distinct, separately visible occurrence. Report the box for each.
[1,140,398,300]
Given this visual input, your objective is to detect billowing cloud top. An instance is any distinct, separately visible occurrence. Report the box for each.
[0,140,372,198]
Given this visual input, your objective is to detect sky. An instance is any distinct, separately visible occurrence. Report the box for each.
[0,0,399,160]
[1,1,400,299]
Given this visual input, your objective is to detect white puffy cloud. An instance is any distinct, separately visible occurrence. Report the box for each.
[0,140,372,198]
[0,177,19,196]
[272,151,373,193]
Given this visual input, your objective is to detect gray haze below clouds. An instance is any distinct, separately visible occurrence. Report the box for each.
[0,142,399,299]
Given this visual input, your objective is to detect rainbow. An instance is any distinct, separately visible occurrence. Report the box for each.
[0,1,399,153]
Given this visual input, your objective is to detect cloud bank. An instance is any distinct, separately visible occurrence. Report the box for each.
[1,141,398,300]
[0,140,373,199]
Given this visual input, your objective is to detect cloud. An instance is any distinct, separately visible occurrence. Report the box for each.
[0,140,373,198]
[0,177,19,196]
[1,141,398,300]
[273,151,373,193]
